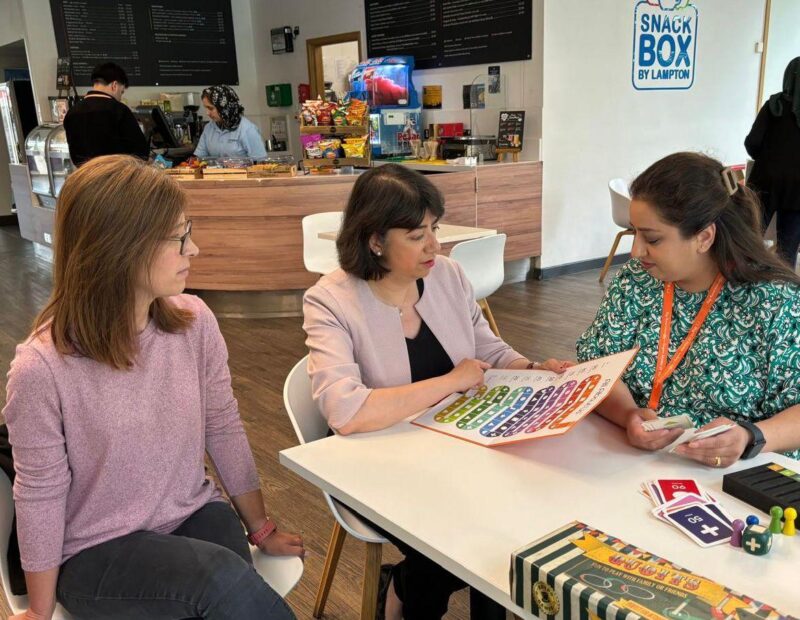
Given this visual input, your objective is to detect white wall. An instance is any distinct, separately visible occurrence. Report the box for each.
[541,0,767,269]
[9,0,263,130]
[322,41,359,99]
[761,0,800,106]
[251,0,544,161]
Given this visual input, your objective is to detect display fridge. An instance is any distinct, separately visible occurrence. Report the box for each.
[0,80,38,164]
[25,123,75,209]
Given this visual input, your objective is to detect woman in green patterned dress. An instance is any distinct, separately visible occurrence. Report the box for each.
[578,152,800,467]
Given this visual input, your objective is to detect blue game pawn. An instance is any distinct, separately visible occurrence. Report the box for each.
[730,519,745,548]
[746,515,760,527]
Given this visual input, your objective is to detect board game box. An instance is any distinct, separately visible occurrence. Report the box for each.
[511,521,796,620]
[723,462,800,516]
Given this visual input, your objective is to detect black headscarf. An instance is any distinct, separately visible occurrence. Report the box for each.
[768,56,800,128]
[202,85,244,131]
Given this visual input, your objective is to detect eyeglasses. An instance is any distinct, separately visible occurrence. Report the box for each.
[166,220,192,255]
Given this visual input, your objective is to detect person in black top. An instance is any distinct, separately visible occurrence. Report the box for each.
[746,56,800,266]
[63,63,149,167]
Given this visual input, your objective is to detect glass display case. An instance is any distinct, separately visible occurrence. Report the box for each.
[48,125,75,199]
[24,123,74,209]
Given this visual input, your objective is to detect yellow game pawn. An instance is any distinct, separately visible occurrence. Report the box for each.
[783,507,797,536]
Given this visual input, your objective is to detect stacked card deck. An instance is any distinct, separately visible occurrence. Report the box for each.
[642,478,734,547]
[722,462,800,516]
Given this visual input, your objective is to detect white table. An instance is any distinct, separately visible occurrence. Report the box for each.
[317,223,497,244]
[280,415,800,617]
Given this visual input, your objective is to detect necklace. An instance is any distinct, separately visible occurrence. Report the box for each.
[369,280,415,317]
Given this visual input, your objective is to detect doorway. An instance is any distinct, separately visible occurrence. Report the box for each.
[306,32,362,101]
[0,38,33,221]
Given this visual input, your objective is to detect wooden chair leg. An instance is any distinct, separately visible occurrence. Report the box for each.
[599,229,634,283]
[479,299,501,337]
[313,521,347,618]
[360,542,383,620]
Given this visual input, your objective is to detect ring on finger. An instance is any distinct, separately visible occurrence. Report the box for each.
[713,455,722,467]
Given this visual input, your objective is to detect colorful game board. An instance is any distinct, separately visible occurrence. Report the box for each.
[412,349,637,447]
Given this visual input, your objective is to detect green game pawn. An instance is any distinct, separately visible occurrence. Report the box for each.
[769,506,784,534]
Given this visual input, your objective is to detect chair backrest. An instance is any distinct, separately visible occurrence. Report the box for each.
[281,356,389,544]
[608,178,632,230]
[283,356,329,445]
[302,212,344,276]
[448,233,506,301]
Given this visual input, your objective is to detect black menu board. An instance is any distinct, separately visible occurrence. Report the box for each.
[365,0,532,70]
[50,0,238,86]
[497,111,525,149]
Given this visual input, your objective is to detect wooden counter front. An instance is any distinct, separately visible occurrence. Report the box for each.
[181,161,542,291]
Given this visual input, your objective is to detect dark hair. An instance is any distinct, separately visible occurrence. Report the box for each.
[337,164,445,280]
[630,152,800,285]
[91,62,130,88]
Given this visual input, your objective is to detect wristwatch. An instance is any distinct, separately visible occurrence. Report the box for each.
[738,420,766,459]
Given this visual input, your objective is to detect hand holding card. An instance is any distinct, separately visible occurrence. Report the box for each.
[661,423,737,454]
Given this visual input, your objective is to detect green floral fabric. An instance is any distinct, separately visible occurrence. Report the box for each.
[577,260,800,459]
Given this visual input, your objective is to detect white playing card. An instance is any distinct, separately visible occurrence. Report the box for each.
[642,414,694,432]
[661,423,737,454]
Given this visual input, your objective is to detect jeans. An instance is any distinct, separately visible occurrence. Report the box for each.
[761,202,800,268]
[56,501,295,620]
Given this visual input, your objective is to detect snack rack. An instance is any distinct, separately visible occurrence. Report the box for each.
[299,101,371,171]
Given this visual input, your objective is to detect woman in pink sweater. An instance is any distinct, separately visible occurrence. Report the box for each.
[3,155,303,620]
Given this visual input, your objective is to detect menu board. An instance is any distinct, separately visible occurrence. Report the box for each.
[365,0,532,70]
[50,0,238,86]
[497,110,524,149]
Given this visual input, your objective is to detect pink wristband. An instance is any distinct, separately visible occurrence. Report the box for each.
[247,518,277,546]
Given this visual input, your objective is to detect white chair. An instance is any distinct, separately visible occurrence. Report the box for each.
[302,212,344,276]
[599,178,635,283]
[0,472,302,617]
[283,356,388,620]
[449,233,507,337]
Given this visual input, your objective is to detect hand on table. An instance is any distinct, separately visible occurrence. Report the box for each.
[449,358,491,392]
[673,416,749,468]
[258,527,305,558]
[625,408,684,451]
[532,359,574,373]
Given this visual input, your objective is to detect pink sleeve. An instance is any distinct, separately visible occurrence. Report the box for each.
[3,343,69,572]
[452,261,525,368]
[198,303,260,497]
[303,285,373,430]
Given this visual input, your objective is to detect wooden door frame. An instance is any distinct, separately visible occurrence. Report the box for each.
[756,0,772,114]
[306,32,362,100]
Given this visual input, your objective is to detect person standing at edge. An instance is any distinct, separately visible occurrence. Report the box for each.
[63,62,149,167]
[746,57,800,267]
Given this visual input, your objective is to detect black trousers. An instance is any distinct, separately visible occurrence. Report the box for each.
[369,522,505,620]
[761,202,800,268]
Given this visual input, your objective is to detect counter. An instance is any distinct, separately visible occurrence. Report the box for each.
[180,160,542,292]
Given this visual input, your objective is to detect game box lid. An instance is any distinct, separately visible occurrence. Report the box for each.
[511,521,795,620]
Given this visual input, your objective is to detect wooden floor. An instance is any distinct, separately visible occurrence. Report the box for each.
[0,225,618,619]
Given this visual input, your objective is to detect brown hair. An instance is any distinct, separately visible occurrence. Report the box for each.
[630,152,800,285]
[337,164,445,280]
[32,154,195,369]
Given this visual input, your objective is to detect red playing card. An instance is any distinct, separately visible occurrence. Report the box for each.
[656,479,701,502]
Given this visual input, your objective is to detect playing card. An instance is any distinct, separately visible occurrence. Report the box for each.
[642,414,694,431]
[663,504,733,547]
[661,423,737,454]
[656,479,701,502]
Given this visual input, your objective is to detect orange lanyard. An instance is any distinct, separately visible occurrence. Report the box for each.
[647,274,726,411]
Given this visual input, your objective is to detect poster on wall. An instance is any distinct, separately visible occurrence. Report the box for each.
[365,0,532,71]
[632,0,698,91]
[422,85,442,109]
